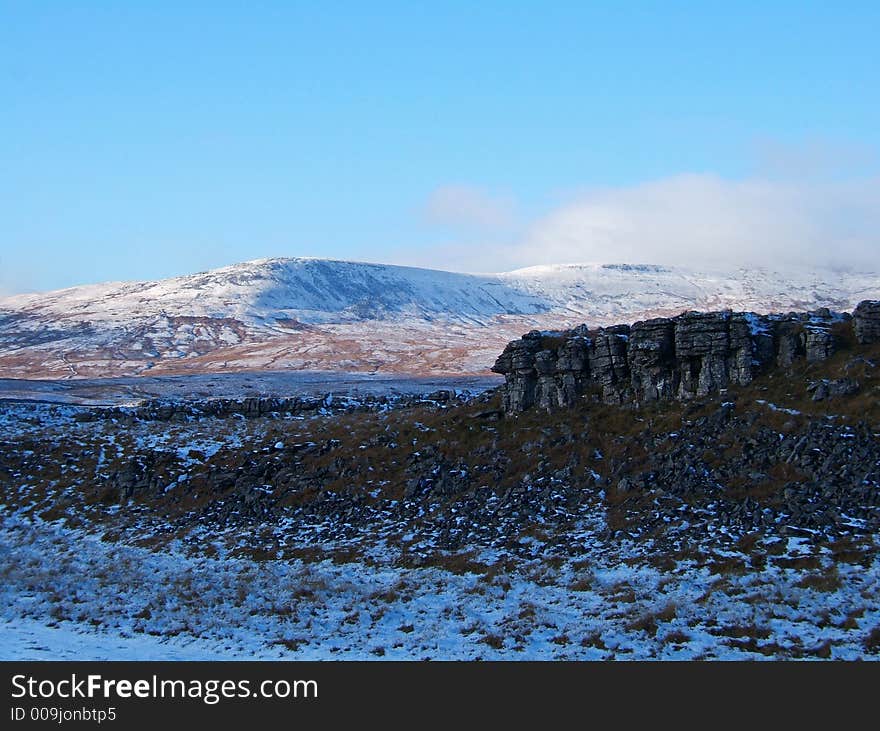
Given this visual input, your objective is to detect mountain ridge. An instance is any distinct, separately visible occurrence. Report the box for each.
[1,256,879,379]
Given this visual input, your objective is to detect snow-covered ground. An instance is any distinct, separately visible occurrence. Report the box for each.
[2,509,878,660]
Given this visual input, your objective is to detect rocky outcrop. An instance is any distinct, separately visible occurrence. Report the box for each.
[492,304,874,413]
[854,300,880,344]
[70,389,485,423]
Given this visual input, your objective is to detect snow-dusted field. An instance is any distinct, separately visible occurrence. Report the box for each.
[2,508,878,660]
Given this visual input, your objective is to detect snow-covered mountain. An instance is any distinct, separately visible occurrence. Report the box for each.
[1,257,878,379]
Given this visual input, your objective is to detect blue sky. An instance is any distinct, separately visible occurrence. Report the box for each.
[1,1,878,293]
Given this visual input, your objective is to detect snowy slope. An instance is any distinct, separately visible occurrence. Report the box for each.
[1,257,878,378]
[0,257,551,327]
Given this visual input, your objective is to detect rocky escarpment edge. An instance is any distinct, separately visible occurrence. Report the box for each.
[492,300,880,413]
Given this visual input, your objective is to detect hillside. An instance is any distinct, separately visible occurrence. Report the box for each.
[1,302,879,659]
[1,257,879,379]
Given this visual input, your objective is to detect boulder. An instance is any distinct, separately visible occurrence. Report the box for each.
[854,300,880,344]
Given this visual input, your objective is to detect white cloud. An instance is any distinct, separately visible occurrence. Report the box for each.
[422,185,516,232]
[408,170,880,273]
[515,174,880,271]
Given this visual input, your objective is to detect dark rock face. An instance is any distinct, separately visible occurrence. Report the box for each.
[492,307,855,412]
[492,332,542,413]
[628,318,675,402]
[673,311,760,399]
[589,325,631,404]
[854,300,880,345]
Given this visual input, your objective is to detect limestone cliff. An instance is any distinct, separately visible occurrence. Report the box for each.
[492,300,880,413]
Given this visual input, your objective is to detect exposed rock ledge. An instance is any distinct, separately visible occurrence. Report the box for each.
[492,300,880,413]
